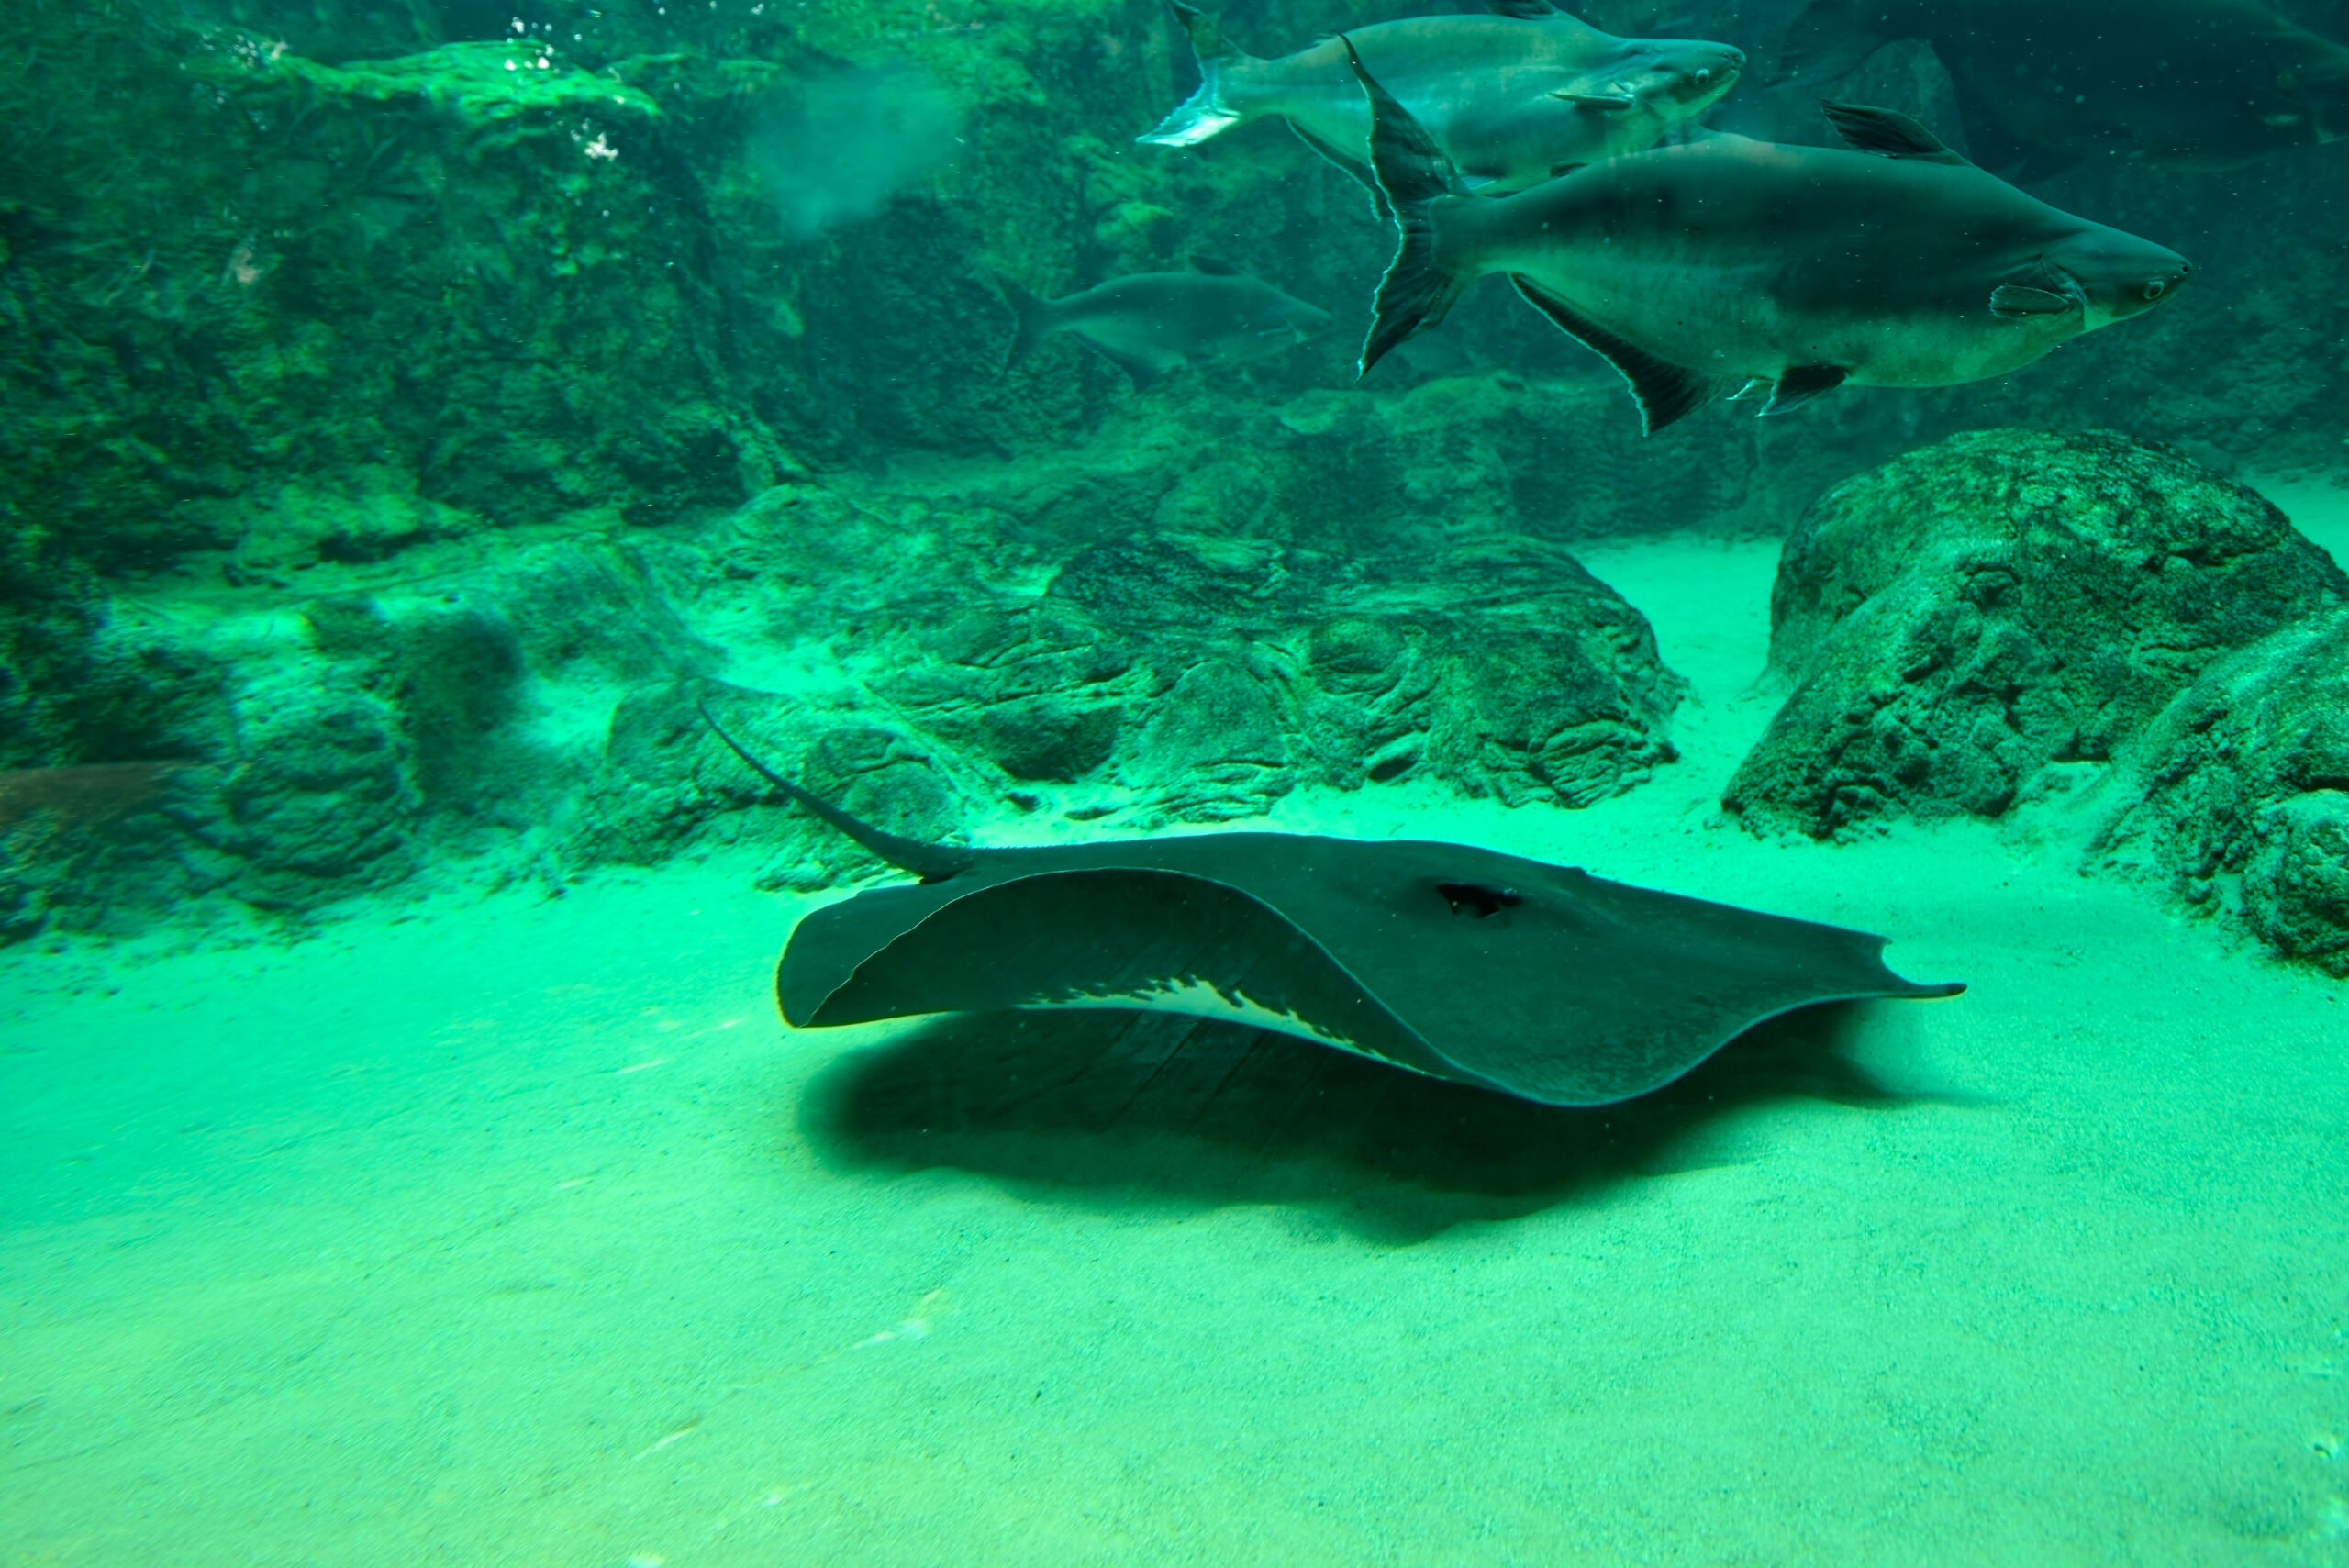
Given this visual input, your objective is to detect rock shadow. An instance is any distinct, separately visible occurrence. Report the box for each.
[798,1001,1919,1243]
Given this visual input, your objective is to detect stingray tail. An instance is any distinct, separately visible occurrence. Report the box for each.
[698,702,975,883]
[1137,1,1251,146]
[994,272,1057,374]
[1346,37,1472,379]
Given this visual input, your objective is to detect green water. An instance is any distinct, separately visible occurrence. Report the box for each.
[6,1,2349,1561]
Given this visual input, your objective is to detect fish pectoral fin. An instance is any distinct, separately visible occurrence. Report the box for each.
[1556,90,1637,111]
[1727,377,1773,402]
[1509,275,1709,435]
[1820,101,1971,166]
[1760,364,1848,417]
[1988,284,2079,318]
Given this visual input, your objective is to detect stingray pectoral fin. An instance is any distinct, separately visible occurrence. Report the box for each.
[1989,284,2078,318]
[1375,864,1968,1106]
[780,866,1496,1090]
[1510,275,1709,434]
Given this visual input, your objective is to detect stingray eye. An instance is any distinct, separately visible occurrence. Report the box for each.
[2143,279,2166,301]
[1437,882,1523,919]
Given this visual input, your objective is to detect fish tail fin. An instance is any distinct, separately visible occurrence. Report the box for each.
[994,272,1056,373]
[1344,36,1471,378]
[1137,1,1251,146]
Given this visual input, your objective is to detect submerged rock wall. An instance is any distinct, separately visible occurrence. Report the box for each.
[6,0,2347,632]
[0,477,1685,935]
[6,0,2349,970]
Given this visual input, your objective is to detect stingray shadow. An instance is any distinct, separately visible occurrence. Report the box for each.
[798,1001,1922,1242]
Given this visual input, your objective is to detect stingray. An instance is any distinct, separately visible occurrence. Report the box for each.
[712,719,1962,1106]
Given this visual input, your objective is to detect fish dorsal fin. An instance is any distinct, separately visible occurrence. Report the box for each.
[1486,0,1562,17]
[1343,36,1466,206]
[1761,364,1848,416]
[1509,275,1709,435]
[1820,101,1971,165]
[1191,255,1241,276]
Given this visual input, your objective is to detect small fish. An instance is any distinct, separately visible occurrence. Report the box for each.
[997,263,1332,389]
[1777,0,2349,175]
[0,762,192,831]
[1140,0,1742,207]
[1346,45,2192,433]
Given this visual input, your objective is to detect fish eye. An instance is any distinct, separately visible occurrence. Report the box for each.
[1693,69,1712,84]
[2143,280,2166,300]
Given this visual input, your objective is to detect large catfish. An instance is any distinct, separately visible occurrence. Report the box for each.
[998,264,1331,390]
[1778,0,2349,175]
[1346,45,2192,433]
[1141,0,1742,205]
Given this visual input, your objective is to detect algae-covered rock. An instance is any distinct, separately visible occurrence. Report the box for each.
[186,39,663,131]
[1724,429,2346,837]
[0,536,729,941]
[573,495,1685,892]
[651,527,1685,871]
[2093,608,2349,973]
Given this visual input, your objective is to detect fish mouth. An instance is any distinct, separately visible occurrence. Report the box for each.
[1677,50,1745,108]
[1620,44,1743,110]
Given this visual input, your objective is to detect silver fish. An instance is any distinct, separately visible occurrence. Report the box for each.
[1140,0,1742,204]
[999,265,1332,389]
[1347,45,2192,433]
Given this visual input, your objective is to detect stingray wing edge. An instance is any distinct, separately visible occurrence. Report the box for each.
[777,866,1525,1095]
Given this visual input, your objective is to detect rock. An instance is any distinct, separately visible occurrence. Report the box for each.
[197,679,424,911]
[10,475,1683,935]
[2092,608,2349,973]
[2,539,720,941]
[1724,430,2346,838]
[672,529,1685,873]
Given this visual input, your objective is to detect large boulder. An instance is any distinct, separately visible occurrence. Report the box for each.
[613,528,1687,888]
[1724,429,2346,837]
[2093,608,2349,973]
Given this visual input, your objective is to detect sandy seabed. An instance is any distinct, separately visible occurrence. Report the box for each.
[6,483,2349,1567]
